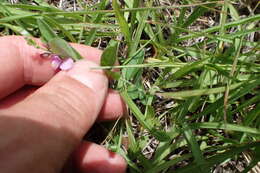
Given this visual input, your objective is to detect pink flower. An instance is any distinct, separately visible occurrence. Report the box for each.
[40,53,74,71]
[50,54,63,70]
[59,58,74,71]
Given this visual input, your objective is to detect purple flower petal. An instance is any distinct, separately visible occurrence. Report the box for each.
[51,58,62,70]
[59,58,74,71]
[50,54,61,61]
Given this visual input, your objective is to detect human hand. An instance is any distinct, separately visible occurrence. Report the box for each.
[0,36,127,173]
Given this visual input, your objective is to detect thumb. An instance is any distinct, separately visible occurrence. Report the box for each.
[0,60,108,172]
[25,59,108,137]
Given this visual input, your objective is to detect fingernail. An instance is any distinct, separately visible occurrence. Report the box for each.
[67,60,108,94]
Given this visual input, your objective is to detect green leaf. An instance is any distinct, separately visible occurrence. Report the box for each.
[112,0,131,44]
[105,71,121,80]
[121,91,171,141]
[48,37,83,60]
[100,41,119,80]
[244,103,260,126]
[189,122,260,135]
[43,15,76,43]
[174,142,260,173]
[177,14,260,42]
[122,50,144,80]
[183,4,214,28]
[129,4,149,56]
[37,18,57,42]
[101,41,118,67]
[84,0,108,45]
[157,82,243,99]
[191,78,260,120]
[0,13,38,23]
[150,154,191,173]
[183,123,209,173]
[4,3,60,12]
[166,58,209,82]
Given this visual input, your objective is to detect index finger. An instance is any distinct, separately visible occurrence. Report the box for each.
[0,36,102,99]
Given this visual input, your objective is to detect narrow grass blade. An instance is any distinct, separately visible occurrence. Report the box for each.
[37,18,57,42]
[121,91,171,141]
[191,78,260,120]
[244,103,260,126]
[150,154,191,173]
[0,14,38,23]
[166,58,209,81]
[173,142,260,173]
[217,0,228,53]
[85,0,108,45]
[122,50,144,81]
[129,3,150,56]
[43,16,76,42]
[183,123,209,173]
[112,0,131,44]
[189,122,260,135]
[157,82,243,99]
[177,14,260,42]
[182,3,215,28]
[4,3,61,12]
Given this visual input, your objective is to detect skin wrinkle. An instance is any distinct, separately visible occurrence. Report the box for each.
[32,92,87,137]
[47,91,89,134]
[0,89,84,141]
[57,77,98,115]
[35,79,99,135]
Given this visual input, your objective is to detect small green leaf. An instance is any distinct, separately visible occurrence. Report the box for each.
[48,37,83,60]
[37,18,57,42]
[37,19,82,60]
[100,41,119,80]
[123,50,145,80]
[101,42,118,67]
[105,71,121,80]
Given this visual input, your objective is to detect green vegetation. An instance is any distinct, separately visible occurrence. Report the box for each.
[1,0,259,172]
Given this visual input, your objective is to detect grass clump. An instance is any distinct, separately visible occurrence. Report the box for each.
[1,0,259,172]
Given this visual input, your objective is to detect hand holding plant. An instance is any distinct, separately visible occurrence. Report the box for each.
[0,36,126,173]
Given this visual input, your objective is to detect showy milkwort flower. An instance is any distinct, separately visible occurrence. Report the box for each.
[59,58,74,71]
[40,53,74,71]
[50,54,63,70]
